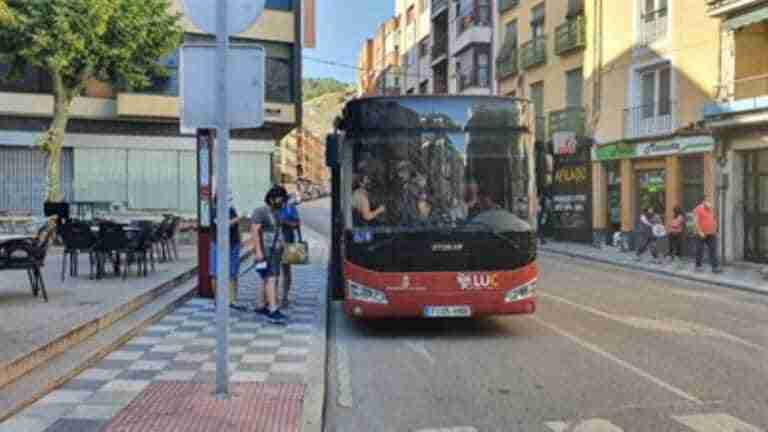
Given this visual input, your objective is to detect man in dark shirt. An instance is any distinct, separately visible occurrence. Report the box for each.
[210,194,242,309]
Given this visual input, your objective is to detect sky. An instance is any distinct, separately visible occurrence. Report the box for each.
[302,0,394,84]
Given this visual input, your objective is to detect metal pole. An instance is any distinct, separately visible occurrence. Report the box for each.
[215,0,230,397]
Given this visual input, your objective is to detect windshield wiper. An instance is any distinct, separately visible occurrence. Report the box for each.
[462,221,521,250]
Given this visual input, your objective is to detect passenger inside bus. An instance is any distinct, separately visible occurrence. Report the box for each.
[352,173,386,225]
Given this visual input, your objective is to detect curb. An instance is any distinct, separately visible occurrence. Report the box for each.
[540,248,768,296]
[301,265,329,432]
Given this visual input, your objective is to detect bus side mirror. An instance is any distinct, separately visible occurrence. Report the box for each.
[326,134,340,168]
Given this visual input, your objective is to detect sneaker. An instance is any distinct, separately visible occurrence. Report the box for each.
[267,309,289,324]
[694,265,704,272]
[230,303,248,312]
[255,306,270,316]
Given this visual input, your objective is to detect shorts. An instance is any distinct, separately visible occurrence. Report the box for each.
[209,242,241,279]
[257,253,282,280]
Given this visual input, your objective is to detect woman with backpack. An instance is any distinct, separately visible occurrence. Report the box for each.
[666,205,686,262]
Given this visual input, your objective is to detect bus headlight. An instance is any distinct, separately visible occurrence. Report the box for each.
[505,279,537,303]
[347,281,388,304]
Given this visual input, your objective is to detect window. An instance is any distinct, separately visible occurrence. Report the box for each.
[0,64,53,94]
[566,68,583,107]
[530,81,545,140]
[419,38,430,58]
[265,0,293,11]
[477,0,491,24]
[263,42,295,103]
[143,51,179,96]
[478,52,490,86]
[531,3,546,38]
[639,64,671,117]
[567,0,584,17]
[505,20,518,44]
[640,0,668,44]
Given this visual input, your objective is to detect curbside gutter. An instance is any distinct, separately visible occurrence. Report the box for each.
[540,248,768,297]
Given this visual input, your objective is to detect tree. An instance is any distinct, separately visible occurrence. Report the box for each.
[0,1,12,25]
[0,0,183,201]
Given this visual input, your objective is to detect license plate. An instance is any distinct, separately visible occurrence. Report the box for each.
[424,306,472,318]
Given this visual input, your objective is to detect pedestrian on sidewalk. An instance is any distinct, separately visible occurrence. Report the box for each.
[210,193,242,309]
[279,193,301,308]
[665,205,685,262]
[693,196,722,273]
[250,185,291,324]
[635,207,661,263]
[537,193,550,245]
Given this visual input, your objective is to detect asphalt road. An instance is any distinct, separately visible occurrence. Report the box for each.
[298,200,768,432]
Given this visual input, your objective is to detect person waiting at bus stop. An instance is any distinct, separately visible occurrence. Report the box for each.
[209,193,241,309]
[279,193,301,308]
[250,185,291,324]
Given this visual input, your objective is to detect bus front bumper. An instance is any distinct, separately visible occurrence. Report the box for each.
[343,294,537,319]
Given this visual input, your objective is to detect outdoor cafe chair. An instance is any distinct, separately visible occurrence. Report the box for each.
[0,218,56,302]
[60,220,98,281]
[94,221,129,279]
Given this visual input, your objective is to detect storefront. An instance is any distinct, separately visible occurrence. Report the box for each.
[592,134,715,252]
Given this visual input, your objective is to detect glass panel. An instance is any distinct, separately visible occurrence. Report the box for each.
[659,67,671,115]
[760,176,768,212]
[566,68,583,108]
[637,169,666,221]
[506,21,518,43]
[530,83,544,116]
[266,58,293,103]
[641,72,656,118]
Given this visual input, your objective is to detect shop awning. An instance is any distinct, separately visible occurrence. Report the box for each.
[724,6,768,31]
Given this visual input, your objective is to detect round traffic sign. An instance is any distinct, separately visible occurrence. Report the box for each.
[182,0,266,36]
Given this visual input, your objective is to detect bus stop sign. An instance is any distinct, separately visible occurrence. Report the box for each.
[182,0,265,35]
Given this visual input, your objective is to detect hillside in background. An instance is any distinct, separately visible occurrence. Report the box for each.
[302,78,353,102]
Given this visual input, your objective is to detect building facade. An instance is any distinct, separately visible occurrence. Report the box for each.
[585,0,721,252]
[357,0,495,97]
[0,0,306,215]
[703,0,768,264]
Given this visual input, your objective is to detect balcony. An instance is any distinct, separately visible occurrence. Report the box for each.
[555,15,586,56]
[706,0,768,17]
[639,9,668,46]
[453,15,493,55]
[457,68,491,92]
[432,0,449,17]
[520,36,547,70]
[499,0,519,14]
[549,107,586,136]
[457,12,492,35]
[623,101,679,138]
[496,45,518,80]
[704,74,768,120]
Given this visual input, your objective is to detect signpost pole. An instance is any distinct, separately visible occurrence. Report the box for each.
[197,129,214,298]
[214,0,230,398]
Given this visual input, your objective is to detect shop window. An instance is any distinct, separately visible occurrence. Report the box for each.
[606,162,621,228]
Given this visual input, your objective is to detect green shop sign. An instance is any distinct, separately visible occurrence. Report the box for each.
[593,136,715,161]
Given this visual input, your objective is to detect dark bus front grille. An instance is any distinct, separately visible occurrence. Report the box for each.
[345,231,537,273]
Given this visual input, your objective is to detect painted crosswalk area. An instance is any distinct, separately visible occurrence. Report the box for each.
[545,413,764,432]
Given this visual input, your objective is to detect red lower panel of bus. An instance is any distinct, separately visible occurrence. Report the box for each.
[342,261,537,319]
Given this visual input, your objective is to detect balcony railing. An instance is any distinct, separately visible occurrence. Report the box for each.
[549,107,586,136]
[432,37,448,61]
[623,101,679,138]
[535,115,548,142]
[458,68,491,91]
[706,0,762,13]
[555,15,586,56]
[499,0,519,14]
[496,45,518,79]
[640,9,668,45]
[521,35,547,70]
[734,73,768,100]
[457,9,492,35]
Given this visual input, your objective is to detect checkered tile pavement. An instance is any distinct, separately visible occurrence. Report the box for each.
[0,265,326,432]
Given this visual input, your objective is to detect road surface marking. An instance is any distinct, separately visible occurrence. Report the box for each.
[531,316,703,405]
[335,338,354,408]
[405,341,436,365]
[672,413,764,432]
[540,293,768,354]
[545,419,624,432]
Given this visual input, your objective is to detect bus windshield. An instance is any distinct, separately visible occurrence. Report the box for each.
[349,129,531,232]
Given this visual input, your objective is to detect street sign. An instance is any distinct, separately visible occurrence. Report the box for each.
[182,0,265,35]
[180,43,265,131]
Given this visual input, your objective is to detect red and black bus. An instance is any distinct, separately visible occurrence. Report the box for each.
[326,95,538,319]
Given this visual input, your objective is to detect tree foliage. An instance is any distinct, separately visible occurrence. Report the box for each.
[303,78,352,102]
[0,0,12,25]
[0,0,183,201]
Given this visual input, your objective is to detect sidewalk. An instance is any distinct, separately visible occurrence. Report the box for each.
[0,263,329,432]
[540,240,768,295]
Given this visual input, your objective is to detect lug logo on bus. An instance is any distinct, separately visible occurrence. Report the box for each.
[457,273,499,290]
[387,275,426,291]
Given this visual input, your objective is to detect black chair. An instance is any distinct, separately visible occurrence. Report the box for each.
[135,221,160,272]
[160,216,181,262]
[60,220,98,281]
[95,221,129,279]
[0,220,56,301]
[121,223,153,278]
[152,218,171,262]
